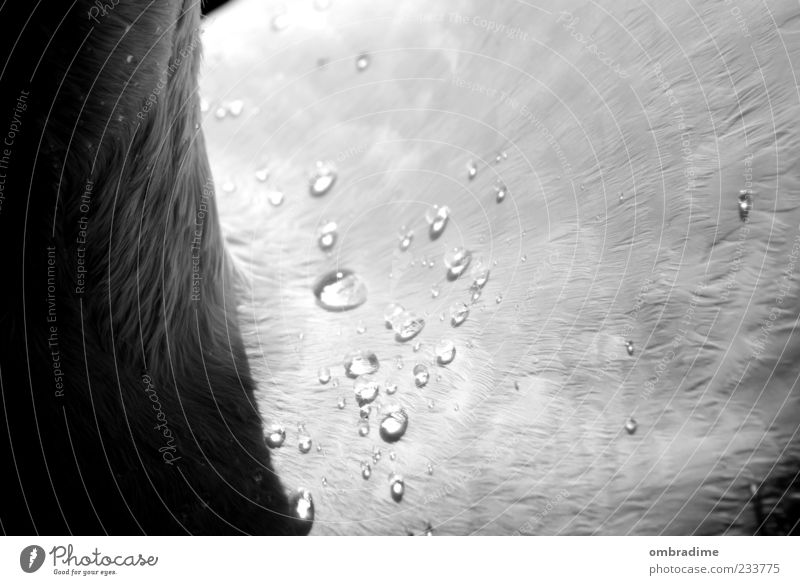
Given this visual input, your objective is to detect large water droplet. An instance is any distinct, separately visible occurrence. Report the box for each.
[355,53,370,71]
[393,311,425,342]
[298,435,313,453]
[354,377,380,406]
[494,182,507,203]
[450,302,469,327]
[265,424,286,449]
[738,189,753,221]
[344,350,379,378]
[314,269,367,311]
[318,366,331,384]
[384,302,405,329]
[398,230,414,251]
[317,221,338,251]
[379,408,409,442]
[413,364,429,388]
[444,248,472,281]
[435,340,456,365]
[389,474,405,502]
[289,488,314,534]
[309,161,337,196]
[428,206,450,240]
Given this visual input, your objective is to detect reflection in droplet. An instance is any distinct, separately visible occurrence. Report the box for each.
[298,435,312,454]
[379,408,409,442]
[265,424,286,449]
[413,364,429,388]
[317,221,338,251]
[314,270,367,311]
[428,206,450,240]
[289,488,314,533]
[309,161,337,196]
[389,474,405,502]
[354,377,380,406]
[393,311,425,342]
[444,248,472,281]
[344,349,379,378]
[435,340,456,365]
[450,302,469,327]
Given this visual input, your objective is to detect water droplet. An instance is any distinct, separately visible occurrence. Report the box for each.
[470,289,482,303]
[355,53,370,71]
[495,293,503,304]
[361,461,372,479]
[412,341,421,352]
[298,435,313,453]
[494,182,507,203]
[332,377,340,387]
[359,405,372,420]
[398,230,414,251]
[125,54,134,64]
[214,106,227,120]
[358,420,370,437]
[317,220,338,251]
[321,477,328,487]
[495,151,508,164]
[384,302,405,329]
[385,383,398,395]
[389,474,405,502]
[372,446,382,464]
[514,380,520,391]
[271,12,291,31]
[435,339,456,365]
[289,488,314,533]
[265,424,286,448]
[450,302,469,327]
[427,463,434,475]
[444,247,472,281]
[379,408,409,442]
[309,161,337,196]
[254,166,270,182]
[343,349,379,378]
[318,366,331,384]
[467,161,478,180]
[427,399,435,410]
[521,254,527,262]
[430,286,440,298]
[354,376,380,406]
[738,190,753,221]
[413,364,429,388]
[394,356,404,370]
[625,417,637,435]
[428,206,450,240]
[626,341,634,356]
[423,523,434,536]
[314,270,367,312]
[619,192,625,202]
[470,261,490,290]
[267,190,285,206]
[337,396,346,409]
[227,99,244,117]
[393,311,425,342]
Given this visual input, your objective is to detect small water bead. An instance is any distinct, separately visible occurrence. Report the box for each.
[321,477,328,488]
[214,106,227,119]
[394,356,404,370]
[318,367,331,384]
[332,377,340,388]
[427,463,434,475]
[309,161,337,196]
[626,341,634,356]
[372,446,383,463]
[494,182,508,203]
[521,254,527,262]
[470,262,490,290]
[495,294,503,304]
[254,166,270,182]
[298,435,313,454]
[625,417,638,435]
[393,311,425,342]
[265,424,286,449]
[738,189,753,221]
[398,230,414,251]
[356,322,367,335]
[227,99,244,117]
[412,341,421,352]
[379,408,409,443]
[430,286,440,299]
[355,53,370,71]
[343,349,379,378]
[354,377,380,406]
[314,270,367,312]
[427,399,435,410]
[385,383,398,395]
[514,380,520,391]
[289,488,314,532]
[361,461,372,479]
[358,420,370,437]
[384,302,405,328]
[444,247,472,281]
[267,190,285,206]
[337,396,346,409]
[389,474,405,502]
[470,289,482,303]
[221,180,236,193]
[428,206,450,240]
[495,151,508,164]
[389,450,396,461]
[359,405,372,419]
[450,302,469,327]
[467,161,478,180]
[317,220,338,251]
[413,364,429,388]
[435,339,456,365]
[423,523,434,536]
